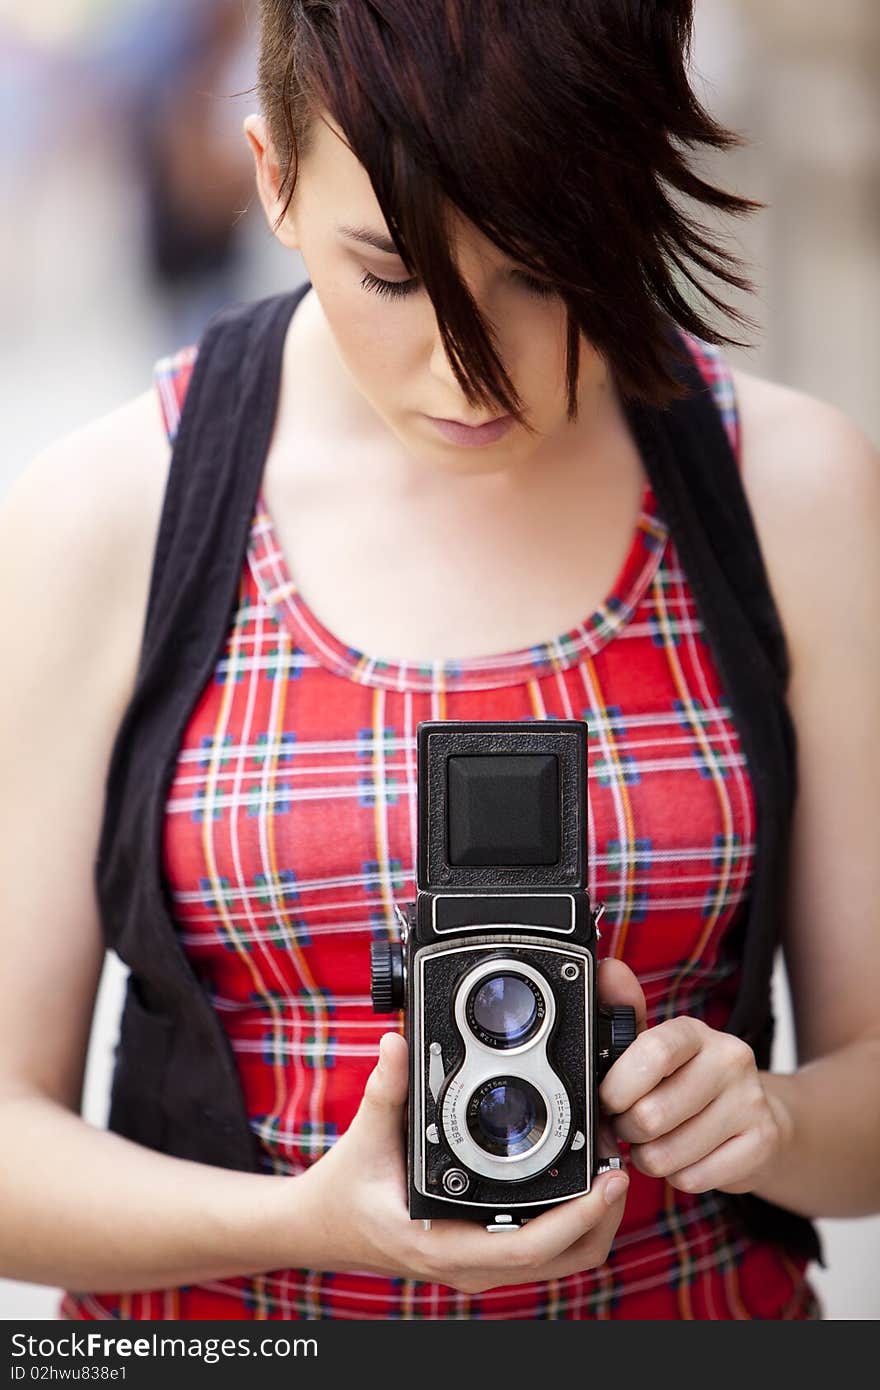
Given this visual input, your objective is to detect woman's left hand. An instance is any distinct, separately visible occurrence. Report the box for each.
[598,995,791,1196]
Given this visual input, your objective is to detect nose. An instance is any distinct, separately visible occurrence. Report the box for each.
[427,287,504,416]
[428,324,465,395]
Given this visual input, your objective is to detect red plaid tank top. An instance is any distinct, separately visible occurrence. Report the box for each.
[61,320,821,1320]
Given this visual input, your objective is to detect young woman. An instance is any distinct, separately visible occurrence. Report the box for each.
[1,1,877,1321]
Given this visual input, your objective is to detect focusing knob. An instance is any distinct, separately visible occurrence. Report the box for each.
[370,940,405,1013]
[610,1005,637,1061]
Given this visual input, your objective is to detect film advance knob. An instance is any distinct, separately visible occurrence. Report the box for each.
[610,1005,637,1061]
[370,940,405,1013]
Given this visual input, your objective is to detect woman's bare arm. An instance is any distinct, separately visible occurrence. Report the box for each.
[735,382,880,1218]
[0,395,299,1293]
[0,1092,300,1291]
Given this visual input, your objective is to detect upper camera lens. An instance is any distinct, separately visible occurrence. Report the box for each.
[467,972,543,1048]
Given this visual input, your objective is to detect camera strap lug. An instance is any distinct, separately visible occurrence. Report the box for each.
[590,898,606,940]
[393,901,410,944]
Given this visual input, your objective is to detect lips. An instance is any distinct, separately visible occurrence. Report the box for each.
[424,413,515,448]
[444,416,507,428]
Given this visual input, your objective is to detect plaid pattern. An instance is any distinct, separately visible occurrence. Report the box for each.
[60,326,821,1320]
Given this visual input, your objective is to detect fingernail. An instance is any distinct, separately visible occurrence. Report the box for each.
[377,1036,387,1071]
[604,1173,629,1205]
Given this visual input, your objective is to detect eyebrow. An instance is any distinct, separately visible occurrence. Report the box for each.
[337,221,553,286]
[337,223,401,255]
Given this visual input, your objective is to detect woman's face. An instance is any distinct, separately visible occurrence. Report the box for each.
[245,109,606,479]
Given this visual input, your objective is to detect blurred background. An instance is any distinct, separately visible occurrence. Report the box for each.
[0,0,877,1320]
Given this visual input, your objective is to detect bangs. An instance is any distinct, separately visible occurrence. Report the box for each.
[259,0,764,414]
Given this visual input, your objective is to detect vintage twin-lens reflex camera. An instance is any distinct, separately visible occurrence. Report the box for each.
[371,719,636,1230]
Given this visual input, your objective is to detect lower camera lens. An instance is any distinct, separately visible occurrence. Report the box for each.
[466,1077,548,1158]
[467,972,544,1048]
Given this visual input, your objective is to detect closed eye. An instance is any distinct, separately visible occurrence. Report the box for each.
[359,268,557,301]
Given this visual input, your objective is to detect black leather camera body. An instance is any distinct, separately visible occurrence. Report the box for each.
[371,719,635,1229]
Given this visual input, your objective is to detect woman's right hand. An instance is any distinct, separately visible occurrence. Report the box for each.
[281,1031,630,1295]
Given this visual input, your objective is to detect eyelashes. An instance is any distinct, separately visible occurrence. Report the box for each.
[359,268,557,301]
[359,269,418,300]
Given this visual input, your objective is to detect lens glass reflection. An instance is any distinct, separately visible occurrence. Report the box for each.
[469,974,539,1045]
[467,1078,547,1157]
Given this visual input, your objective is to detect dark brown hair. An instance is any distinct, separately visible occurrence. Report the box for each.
[257,0,764,429]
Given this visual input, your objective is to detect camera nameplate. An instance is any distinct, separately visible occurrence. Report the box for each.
[431,893,577,935]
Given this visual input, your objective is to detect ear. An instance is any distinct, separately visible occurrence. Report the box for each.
[243,113,300,251]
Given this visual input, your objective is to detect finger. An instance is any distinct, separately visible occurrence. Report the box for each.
[596,958,648,1034]
[670,1128,772,1195]
[629,1095,740,1181]
[667,1126,770,1196]
[495,1169,630,1269]
[353,1031,409,1144]
[599,1016,707,1115]
[378,1028,409,1082]
[528,1195,628,1281]
[611,1048,724,1143]
[421,1169,628,1277]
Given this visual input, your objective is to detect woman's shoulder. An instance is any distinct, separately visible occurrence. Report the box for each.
[727,362,878,677]
[728,361,875,500]
[6,381,173,579]
[2,378,176,712]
